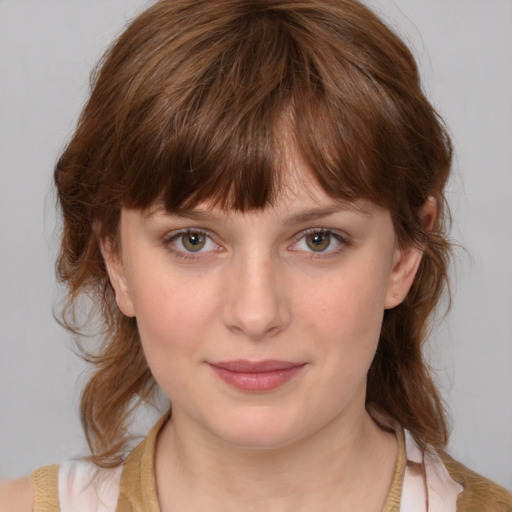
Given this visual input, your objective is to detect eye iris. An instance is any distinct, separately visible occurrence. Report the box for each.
[182,232,206,252]
[306,232,330,252]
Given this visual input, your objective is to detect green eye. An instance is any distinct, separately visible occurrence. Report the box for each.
[305,232,331,252]
[181,232,206,252]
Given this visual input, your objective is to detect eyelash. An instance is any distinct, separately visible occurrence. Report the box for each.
[163,228,349,261]
[289,228,348,258]
[163,229,219,261]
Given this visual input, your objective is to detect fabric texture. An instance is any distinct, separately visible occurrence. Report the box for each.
[58,460,122,512]
[30,413,512,512]
[31,463,60,512]
[440,453,512,512]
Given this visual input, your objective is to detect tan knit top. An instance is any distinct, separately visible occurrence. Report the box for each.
[31,413,512,512]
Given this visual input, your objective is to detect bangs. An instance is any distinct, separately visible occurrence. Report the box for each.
[92,0,449,218]
[117,89,393,215]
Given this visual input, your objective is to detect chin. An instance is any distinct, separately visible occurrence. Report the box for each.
[210,409,305,451]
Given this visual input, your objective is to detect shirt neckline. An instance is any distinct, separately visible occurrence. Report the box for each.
[117,408,406,512]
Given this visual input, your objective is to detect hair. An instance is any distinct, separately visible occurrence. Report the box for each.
[55,0,453,467]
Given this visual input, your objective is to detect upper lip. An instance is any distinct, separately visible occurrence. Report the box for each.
[209,360,305,373]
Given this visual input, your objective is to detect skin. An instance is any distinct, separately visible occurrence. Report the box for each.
[0,163,432,511]
[0,478,33,512]
[100,165,429,511]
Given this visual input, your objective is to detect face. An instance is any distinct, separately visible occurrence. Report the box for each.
[104,166,423,451]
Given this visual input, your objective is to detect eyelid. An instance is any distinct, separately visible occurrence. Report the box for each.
[163,228,222,258]
[161,226,349,260]
[163,227,213,242]
[289,228,349,255]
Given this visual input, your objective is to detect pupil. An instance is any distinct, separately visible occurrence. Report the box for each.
[307,232,330,251]
[312,234,324,245]
[188,233,202,245]
[182,232,206,251]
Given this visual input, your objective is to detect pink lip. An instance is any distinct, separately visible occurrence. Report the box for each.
[208,360,306,392]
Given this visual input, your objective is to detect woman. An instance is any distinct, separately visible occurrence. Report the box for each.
[2,0,511,510]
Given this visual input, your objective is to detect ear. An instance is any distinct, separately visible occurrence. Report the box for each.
[98,235,136,318]
[385,197,437,309]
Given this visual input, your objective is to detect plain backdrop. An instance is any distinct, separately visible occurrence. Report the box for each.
[0,0,511,491]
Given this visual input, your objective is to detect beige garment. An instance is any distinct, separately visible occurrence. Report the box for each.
[31,412,512,512]
[113,412,406,512]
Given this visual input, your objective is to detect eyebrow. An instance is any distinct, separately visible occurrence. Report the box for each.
[147,202,370,224]
[281,204,371,226]
[145,206,212,222]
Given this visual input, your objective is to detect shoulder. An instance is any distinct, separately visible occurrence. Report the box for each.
[0,477,34,512]
[30,464,60,511]
[57,459,122,512]
[440,452,512,512]
[34,460,122,512]
[15,460,123,512]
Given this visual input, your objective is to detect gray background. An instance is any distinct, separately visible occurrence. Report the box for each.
[1,0,511,491]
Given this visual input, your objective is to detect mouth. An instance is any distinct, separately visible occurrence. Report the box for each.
[208,360,306,392]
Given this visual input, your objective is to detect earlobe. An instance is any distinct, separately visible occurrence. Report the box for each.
[385,197,437,309]
[98,236,136,318]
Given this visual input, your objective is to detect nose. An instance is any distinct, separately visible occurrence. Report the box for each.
[222,251,291,340]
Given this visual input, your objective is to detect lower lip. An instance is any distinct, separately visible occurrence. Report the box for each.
[209,365,305,392]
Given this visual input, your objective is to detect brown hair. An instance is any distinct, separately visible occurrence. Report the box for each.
[55,0,452,467]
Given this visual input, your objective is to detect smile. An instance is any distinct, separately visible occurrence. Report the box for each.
[208,360,307,392]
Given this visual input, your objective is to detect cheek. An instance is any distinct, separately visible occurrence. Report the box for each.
[127,271,216,375]
[299,260,389,342]
[294,259,391,394]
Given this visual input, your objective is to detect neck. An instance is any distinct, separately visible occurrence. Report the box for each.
[154,401,397,512]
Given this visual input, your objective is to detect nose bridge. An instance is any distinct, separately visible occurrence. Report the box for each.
[223,245,290,339]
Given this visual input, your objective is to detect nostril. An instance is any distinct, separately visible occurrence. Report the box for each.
[223,298,290,340]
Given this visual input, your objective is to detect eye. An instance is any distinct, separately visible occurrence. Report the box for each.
[166,230,219,254]
[291,229,346,254]
[305,232,330,252]
[181,232,207,252]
